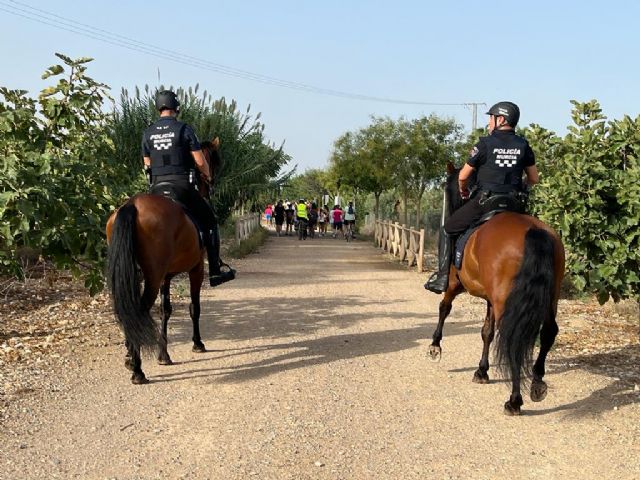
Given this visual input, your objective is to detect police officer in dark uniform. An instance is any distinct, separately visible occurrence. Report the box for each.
[425,101,539,293]
[142,90,235,287]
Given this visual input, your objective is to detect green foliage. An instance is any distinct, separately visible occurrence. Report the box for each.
[1,54,288,295]
[329,114,463,226]
[280,168,332,203]
[0,54,120,293]
[330,117,399,216]
[528,100,640,303]
[227,226,269,258]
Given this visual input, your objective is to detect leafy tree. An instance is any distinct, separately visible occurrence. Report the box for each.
[280,168,332,204]
[0,54,119,293]
[401,115,463,227]
[532,100,640,303]
[330,117,398,218]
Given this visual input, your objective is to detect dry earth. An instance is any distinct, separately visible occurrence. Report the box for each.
[1,230,639,479]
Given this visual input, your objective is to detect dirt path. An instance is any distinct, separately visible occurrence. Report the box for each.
[1,230,639,479]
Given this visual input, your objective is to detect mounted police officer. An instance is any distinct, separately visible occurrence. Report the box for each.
[142,90,235,287]
[425,101,539,294]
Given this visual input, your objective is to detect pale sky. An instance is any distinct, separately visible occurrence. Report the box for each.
[1,0,638,172]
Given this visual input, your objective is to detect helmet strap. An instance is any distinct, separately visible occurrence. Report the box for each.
[495,116,511,131]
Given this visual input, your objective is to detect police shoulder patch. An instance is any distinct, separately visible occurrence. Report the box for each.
[469,146,479,158]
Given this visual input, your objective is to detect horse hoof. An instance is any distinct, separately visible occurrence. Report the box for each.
[192,344,206,353]
[428,345,442,362]
[131,373,149,385]
[503,401,522,416]
[124,358,134,371]
[157,356,173,366]
[530,380,548,402]
[473,371,490,384]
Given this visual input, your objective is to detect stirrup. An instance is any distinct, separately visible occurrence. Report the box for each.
[424,272,448,294]
[209,261,236,287]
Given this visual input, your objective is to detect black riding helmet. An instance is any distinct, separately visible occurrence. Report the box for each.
[155,90,180,112]
[486,101,520,127]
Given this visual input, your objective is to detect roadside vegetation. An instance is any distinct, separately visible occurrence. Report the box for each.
[0,54,291,293]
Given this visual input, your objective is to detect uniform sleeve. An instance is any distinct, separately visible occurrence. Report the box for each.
[523,142,535,167]
[467,138,486,168]
[183,124,201,151]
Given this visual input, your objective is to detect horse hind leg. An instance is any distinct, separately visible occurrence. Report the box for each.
[495,301,523,415]
[127,342,149,385]
[473,303,494,384]
[504,373,524,416]
[157,278,174,365]
[530,309,559,402]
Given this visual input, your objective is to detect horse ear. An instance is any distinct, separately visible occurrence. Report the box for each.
[212,137,220,147]
[446,162,455,174]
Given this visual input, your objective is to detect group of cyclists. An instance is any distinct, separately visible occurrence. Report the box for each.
[264,200,357,240]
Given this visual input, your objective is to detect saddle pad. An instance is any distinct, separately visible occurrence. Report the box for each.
[454,226,480,270]
[453,210,506,270]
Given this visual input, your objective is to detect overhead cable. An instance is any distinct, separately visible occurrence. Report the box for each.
[1,0,473,106]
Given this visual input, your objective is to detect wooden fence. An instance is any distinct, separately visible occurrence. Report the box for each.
[235,213,261,244]
[374,220,425,272]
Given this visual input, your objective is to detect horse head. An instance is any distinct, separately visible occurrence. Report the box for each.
[200,137,223,197]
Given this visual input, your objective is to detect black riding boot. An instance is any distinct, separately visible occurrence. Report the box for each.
[206,224,236,287]
[425,229,453,294]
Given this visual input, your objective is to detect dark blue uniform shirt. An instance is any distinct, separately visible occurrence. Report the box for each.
[468,130,535,193]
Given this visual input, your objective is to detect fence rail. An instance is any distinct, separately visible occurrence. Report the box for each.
[374,220,425,272]
[235,213,261,244]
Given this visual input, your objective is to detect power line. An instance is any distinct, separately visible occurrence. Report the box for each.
[1,0,479,107]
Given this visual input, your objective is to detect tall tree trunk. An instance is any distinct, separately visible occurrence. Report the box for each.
[402,189,408,226]
[415,184,426,229]
[374,192,381,220]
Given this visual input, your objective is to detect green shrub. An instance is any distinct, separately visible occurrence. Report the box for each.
[525,100,640,304]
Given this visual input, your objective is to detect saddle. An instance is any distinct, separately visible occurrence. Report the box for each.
[453,191,528,270]
[151,181,205,248]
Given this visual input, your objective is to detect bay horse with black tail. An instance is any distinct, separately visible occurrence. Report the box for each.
[429,163,565,415]
[106,138,222,384]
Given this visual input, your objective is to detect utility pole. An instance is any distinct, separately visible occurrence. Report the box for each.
[464,103,486,131]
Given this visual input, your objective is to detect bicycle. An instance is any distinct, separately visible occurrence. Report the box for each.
[344,222,354,242]
[297,218,308,240]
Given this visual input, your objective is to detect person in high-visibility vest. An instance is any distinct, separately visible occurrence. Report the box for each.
[296,199,309,240]
[296,199,308,220]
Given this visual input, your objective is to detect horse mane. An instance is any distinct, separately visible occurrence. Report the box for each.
[201,138,223,180]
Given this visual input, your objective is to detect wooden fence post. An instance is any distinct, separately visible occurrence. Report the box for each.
[418,228,425,273]
[367,218,428,273]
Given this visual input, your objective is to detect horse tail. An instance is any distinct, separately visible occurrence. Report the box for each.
[496,228,556,382]
[107,202,159,351]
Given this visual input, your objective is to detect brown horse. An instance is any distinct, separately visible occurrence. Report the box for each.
[106,138,222,384]
[429,163,565,415]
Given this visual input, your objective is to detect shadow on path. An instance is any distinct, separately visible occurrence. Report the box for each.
[524,344,640,417]
[162,295,431,343]
[152,320,475,384]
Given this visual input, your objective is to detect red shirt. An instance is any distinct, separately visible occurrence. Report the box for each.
[332,209,343,223]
